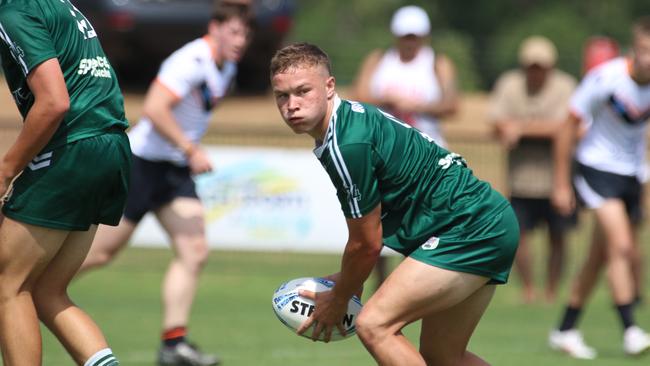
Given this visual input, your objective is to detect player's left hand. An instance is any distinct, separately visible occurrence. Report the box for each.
[187,147,213,175]
[297,288,348,343]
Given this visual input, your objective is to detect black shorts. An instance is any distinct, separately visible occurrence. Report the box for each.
[510,197,576,233]
[573,162,643,223]
[123,155,198,223]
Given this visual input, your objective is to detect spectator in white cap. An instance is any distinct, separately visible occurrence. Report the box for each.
[352,4,459,290]
[488,35,577,304]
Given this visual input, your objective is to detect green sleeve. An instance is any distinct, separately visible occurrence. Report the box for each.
[324,143,381,219]
[0,5,57,76]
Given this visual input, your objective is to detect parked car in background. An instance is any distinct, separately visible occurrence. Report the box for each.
[75,0,295,94]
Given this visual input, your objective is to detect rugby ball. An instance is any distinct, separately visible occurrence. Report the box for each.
[272,277,363,342]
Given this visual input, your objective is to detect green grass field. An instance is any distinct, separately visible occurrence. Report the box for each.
[35,219,650,365]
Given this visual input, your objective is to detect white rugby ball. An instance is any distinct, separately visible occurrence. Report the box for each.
[272,277,363,342]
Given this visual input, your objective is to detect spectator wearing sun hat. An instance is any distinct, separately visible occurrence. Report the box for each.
[488,35,577,304]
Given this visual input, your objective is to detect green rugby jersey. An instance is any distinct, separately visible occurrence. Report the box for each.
[0,0,128,152]
[316,96,509,254]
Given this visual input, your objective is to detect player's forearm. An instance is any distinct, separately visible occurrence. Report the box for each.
[146,108,195,156]
[1,100,67,178]
[333,240,381,301]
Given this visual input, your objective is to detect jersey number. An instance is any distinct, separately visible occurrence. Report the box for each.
[60,0,97,40]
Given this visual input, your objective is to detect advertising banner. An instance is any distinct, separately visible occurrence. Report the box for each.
[131,146,351,253]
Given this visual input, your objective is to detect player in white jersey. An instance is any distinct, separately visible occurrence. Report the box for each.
[549,17,650,359]
[78,3,250,366]
[352,5,458,289]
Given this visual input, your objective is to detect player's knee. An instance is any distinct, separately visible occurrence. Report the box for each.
[355,307,388,346]
[609,241,634,261]
[0,274,30,304]
[176,238,210,271]
[90,250,117,267]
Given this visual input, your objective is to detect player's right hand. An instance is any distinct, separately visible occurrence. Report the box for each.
[297,288,348,343]
[187,147,213,175]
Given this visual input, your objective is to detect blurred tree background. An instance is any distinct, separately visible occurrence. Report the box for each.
[287,0,650,90]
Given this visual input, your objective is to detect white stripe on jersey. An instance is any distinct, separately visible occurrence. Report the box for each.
[0,22,29,75]
[327,111,362,218]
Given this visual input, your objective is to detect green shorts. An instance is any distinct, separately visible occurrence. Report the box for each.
[2,129,131,231]
[408,205,520,284]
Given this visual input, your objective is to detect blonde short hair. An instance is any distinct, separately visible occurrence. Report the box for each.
[270,42,332,79]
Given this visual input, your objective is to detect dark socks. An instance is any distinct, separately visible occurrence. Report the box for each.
[615,303,634,330]
[558,305,582,331]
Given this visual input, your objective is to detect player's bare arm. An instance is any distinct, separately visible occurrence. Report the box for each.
[298,204,383,342]
[142,80,213,174]
[551,113,581,215]
[0,58,69,196]
[336,204,384,300]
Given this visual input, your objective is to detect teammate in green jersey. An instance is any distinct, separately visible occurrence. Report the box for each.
[0,1,129,365]
[270,42,519,365]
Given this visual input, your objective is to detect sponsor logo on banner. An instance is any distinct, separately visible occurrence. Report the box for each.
[195,159,312,241]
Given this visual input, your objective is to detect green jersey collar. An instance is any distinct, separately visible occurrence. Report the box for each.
[313,95,342,159]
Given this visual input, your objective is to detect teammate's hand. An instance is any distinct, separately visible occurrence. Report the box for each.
[551,185,575,216]
[297,288,348,343]
[187,147,213,175]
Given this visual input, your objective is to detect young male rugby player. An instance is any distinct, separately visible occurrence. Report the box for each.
[270,42,519,365]
[0,0,129,364]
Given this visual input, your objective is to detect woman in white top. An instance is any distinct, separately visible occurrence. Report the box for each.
[353,5,458,147]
